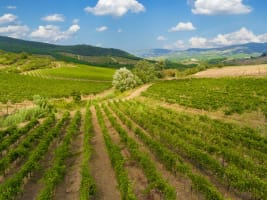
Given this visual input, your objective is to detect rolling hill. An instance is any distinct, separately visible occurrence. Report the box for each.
[0,36,141,68]
[135,42,267,63]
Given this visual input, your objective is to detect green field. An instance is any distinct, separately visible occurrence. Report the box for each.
[143,78,267,117]
[0,72,111,103]
[34,64,115,81]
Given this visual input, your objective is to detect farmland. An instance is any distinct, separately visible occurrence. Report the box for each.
[0,50,266,200]
[143,77,267,117]
[31,64,115,81]
[0,72,111,103]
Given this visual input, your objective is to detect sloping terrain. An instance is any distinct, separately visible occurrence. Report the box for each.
[0,36,141,68]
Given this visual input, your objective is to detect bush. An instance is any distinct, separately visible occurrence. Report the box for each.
[112,68,137,92]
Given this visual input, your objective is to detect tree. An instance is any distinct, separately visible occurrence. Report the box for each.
[112,68,137,92]
[132,60,157,83]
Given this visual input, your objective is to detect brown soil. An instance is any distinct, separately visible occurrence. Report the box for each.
[115,102,244,200]
[90,106,121,200]
[105,104,201,200]
[100,105,154,200]
[124,83,153,100]
[53,110,84,200]
[192,64,267,78]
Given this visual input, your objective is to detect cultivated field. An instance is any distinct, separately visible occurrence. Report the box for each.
[31,64,115,81]
[193,64,267,78]
[0,56,266,200]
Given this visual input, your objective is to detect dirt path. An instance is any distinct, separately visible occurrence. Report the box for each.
[111,103,243,200]
[192,64,267,78]
[53,111,84,200]
[124,83,153,100]
[99,105,153,200]
[90,106,121,200]
[105,104,201,200]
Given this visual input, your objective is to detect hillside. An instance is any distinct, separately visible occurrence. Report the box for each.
[136,42,267,63]
[0,36,141,68]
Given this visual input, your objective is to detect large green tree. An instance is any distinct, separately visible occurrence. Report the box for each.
[132,60,157,84]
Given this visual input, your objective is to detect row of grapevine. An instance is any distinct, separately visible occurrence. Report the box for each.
[114,100,267,200]
[95,105,137,200]
[0,119,39,156]
[79,107,97,200]
[108,101,224,200]
[36,111,81,200]
[143,78,267,117]
[0,116,55,176]
[0,113,69,199]
[0,72,111,103]
[101,104,177,200]
[126,101,267,178]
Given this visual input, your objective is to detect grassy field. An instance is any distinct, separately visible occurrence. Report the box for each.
[33,64,115,81]
[143,77,267,117]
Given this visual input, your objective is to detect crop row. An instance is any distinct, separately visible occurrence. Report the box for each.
[0,113,69,200]
[0,116,55,176]
[115,100,267,199]
[101,104,177,200]
[143,78,267,117]
[0,72,111,103]
[95,105,137,199]
[79,107,96,200]
[123,101,267,178]
[108,102,224,200]
[37,111,80,200]
[0,119,39,156]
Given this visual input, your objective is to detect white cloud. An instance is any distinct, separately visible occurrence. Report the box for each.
[6,6,17,10]
[84,0,145,17]
[30,24,80,42]
[192,0,252,15]
[164,28,267,50]
[157,35,167,41]
[0,25,29,38]
[118,28,123,33]
[96,26,108,32]
[42,14,65,22]
[189,37,209,48]
[0,13,17,24]
[169,22,196,32]
[188,28,267,48]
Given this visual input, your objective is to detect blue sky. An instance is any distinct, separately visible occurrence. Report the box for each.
[0,0,266,51]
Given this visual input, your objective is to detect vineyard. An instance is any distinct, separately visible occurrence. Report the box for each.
[31,64,115,81]
[0,50,266,200]
[0,71,112,103]
[0,94,266,199]
[143,78,267,117]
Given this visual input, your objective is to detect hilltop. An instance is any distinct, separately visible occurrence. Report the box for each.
[0,36,141,68]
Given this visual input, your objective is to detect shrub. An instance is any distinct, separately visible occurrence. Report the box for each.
[112,68,137,92]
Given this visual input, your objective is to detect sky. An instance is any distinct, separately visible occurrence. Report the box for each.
[0,0,267,51]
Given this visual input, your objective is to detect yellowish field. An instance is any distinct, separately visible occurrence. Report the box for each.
[193,64,267,78]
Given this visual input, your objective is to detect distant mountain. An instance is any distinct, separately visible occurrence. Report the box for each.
[134,49,173,58]
[135,43,267,62]
[0,36,140,68]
